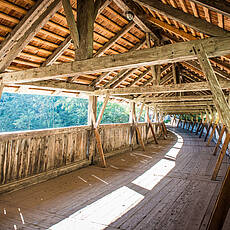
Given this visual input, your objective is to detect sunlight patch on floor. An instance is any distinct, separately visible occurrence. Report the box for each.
[48,130,183,229]
[49,186,144,230]
[132,131,183,190]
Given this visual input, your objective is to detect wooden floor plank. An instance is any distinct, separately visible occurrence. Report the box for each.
[0,126,228,229]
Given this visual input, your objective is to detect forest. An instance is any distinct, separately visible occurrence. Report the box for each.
[0,93,145,132]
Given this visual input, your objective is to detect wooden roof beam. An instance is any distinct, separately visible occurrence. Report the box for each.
[42,0,112,68]
[16,81,94,93]
[2,36,230,83]
[95,80,230,96]
[155,101,213,107]
[135,95,214,103]
[134,0,230,36]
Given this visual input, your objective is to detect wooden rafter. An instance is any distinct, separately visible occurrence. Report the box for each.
[0,0,53,60]
[135,0,229,36]
[0,0,62,73]
[62,0,79,52]
[190,0,230,18]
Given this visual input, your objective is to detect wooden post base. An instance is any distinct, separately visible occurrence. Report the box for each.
[211,133,230,180]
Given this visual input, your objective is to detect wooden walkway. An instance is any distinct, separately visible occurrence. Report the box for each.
[0,127,229,230]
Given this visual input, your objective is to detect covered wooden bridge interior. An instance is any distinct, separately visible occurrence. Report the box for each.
[0,0,230,229]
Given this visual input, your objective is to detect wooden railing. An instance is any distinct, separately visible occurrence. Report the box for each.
[0,122,157,193]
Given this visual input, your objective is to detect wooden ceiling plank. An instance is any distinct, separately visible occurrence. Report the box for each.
[0,0,62,73]
[134,0,230,36]
[0,0,53,61]
[113,0,160,41]
[190,0,230,18]
[128,68,151,87]
[94,21,135,57]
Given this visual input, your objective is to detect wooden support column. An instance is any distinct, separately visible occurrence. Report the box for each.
[0,81,4,100]
[199,112,208,138]
[62,0,79,54]
[204,114,214,142]
[146,33,157,84]
[211,133,230,180]
[213,124,226,156]
[207,116,220,146]
[208,165,230,230]
[159,111,167,139]
[132,104,145,151]
[191,115,196,133]
[177,115,181,128]
[90,95,109,168]
[196,118,202,135]
[76,0,95,60]
[182,117,186,129]
[146,109,158,144]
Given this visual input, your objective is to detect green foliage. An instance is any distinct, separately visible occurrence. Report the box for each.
[0,93,134,132]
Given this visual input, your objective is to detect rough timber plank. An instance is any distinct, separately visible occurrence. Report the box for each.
[2,36,230,83]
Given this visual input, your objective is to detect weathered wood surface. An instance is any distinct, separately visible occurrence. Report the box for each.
[135,0,230,36]
[2,36,230,83]
[0,127,227,229]
[0,122,155,187]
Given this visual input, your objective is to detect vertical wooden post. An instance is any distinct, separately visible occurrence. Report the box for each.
[191,115,196,133]
[211,133,230,180]
[90,95,109,168]
[182,116,186,129]
[199,112,208,138]
[76,0,94,60]
[196,113,203,135]
[204,116,214,142]
[146,33,156,84]
[196,44,230,180]
[132,108,145,151]
[146,109,158,144]
[213,125,226,156]
[88,96,97,127]
[0,81,4,100]
[207,116,219,146]
[208,165,230,230]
